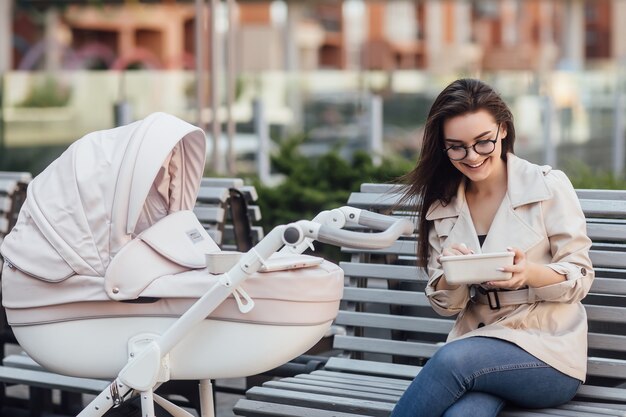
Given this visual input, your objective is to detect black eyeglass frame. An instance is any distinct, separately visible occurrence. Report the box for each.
[443,124,501,161]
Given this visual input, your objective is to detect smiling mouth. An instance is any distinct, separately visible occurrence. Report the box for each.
[464,159,486,169]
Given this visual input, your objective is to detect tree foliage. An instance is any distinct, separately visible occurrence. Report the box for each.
[253,137,414,260]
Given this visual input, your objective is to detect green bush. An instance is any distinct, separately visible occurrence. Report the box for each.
[563,159,626,189]
[255,137,413,230]
[252,138,414,260]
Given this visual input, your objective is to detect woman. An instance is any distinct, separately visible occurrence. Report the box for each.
[391,79,593,417]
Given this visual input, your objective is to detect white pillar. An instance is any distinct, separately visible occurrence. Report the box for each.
[425,0,443,71]
[612,0,626,61]
[501,0,518,48]
[0,0,12,72]
[537,0,558,73]
[210,0,224,174]
[542,95,557,167]
[225,0,237,175]
[539,0,554,44]
[559,0,585,70]
[613,92,625,176]
[343,0,366,71]
[194,0,207,130]
[454,0,472,45]
[44,8,62,72]
[368,95,383,167]
[284,1,299,71]
[285,1,303,133]
[253,99,271,185]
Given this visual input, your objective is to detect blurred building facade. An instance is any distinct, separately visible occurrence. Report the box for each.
[5,0,626,73]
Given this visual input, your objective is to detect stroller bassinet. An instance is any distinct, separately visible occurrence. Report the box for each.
[0,112,413,417]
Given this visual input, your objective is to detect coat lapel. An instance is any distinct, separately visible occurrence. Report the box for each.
[480,194,544,253]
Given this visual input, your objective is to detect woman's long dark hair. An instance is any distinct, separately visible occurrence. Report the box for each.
[400,79,516,269]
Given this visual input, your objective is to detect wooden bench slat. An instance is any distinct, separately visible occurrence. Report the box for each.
[500,409,615,417]
[333,335,440,359]
[200,177,245,188]
[0,196,12,212]
[580,200,626,218]
[0,171,32,182]
[342,287,431,307]
[279,376,405,395]
[561,403,626,415]
[575,385,626,404]
[590,250,626,268]
[340,262,425,281]
[233,399,371,417]
[567,401,626,411]
[587,333,626,352]
[585,304,626,323]
[0,365,109,394]
[193,206,226,223]
[590,277,626,296]
[195,186,230,203]
[576,189,626,200]
[263,380,399,402]
[0,217,9,235]
[587,356,626,379]
[355,184,626,200]
[336,311,453,334]
[301,372,410,390]
[324,358,419,380]
[586,223,626,242]
[246,386,395,417]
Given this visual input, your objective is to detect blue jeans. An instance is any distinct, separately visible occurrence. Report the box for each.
[390,337,581,417]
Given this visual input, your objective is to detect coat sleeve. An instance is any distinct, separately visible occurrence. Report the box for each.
[527,170,594,303]
[424,221,469,316]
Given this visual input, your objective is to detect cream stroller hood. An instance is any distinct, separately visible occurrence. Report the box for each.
[1,112,206,283]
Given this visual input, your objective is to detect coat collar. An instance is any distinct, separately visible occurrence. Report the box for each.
[426,153,553,221]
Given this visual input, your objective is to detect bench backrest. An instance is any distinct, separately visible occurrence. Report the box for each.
[194,178,264,252]
[0,172,32,244]
[337,183,626,386]
[0,172,32,356]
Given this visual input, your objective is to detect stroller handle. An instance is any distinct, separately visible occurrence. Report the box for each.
[284,207,414,250]
[317,217,413,249]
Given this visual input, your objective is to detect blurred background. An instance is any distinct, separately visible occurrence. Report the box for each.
[1,0,626,206]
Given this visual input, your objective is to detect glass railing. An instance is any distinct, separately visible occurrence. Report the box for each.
[1,69,625,178]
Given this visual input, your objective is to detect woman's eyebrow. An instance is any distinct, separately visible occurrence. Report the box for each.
[444,129,493,143]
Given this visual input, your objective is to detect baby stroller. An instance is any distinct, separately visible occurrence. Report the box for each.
[0,113,413,417]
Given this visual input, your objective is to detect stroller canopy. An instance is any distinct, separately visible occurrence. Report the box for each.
[1,112,206,282]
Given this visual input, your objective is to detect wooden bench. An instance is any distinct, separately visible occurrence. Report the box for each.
[233,183,626,417]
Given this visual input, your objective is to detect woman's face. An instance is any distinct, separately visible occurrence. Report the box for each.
[442,110,507,184]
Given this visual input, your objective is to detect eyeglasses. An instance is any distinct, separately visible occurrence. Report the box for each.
[443,124,500,161]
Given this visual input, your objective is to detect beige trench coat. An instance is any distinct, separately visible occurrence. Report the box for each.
[425,153,593,382]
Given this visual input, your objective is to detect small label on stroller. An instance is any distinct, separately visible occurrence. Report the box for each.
[186,229,204,243]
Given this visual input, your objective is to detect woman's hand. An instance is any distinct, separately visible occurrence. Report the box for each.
[435,243,473,291]
[483,247,527,289]
[485,247,568,289]
[439,242,474,260]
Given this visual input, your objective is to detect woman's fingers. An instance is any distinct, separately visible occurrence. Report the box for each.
[507,246,525,264]
[445,243,474,255]
[439,243,476,264]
